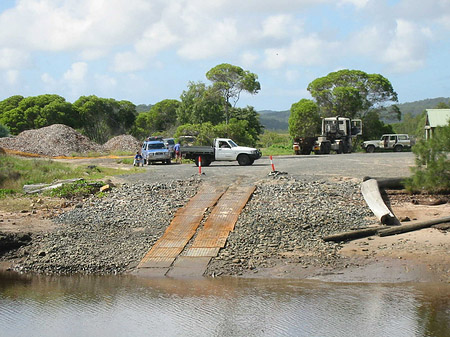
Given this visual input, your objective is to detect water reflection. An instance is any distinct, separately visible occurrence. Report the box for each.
[1,272,449,337]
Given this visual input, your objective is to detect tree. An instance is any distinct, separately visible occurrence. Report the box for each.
[0,95,24,116]
[288,99,321,138]
[133,99,179,139]
[229,106,263,143]
[206,63,261,124]
[74,95,136,144]
[405,120,450,193]
[361,110,394,140]
[0,94,78,134]
[177,82,224,125]
[0,123,9,138]
[307,69,398,119]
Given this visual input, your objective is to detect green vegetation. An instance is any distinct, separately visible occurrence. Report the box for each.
[0,155,131,193]
[0,123,9,137]
[48,180,104,198]
[405,121,450,193]
[206,63,261,124]
[307,69,398,119]
[257,132,292,156]
[288,99,321,139]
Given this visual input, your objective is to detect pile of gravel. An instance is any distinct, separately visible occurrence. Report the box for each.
[0,124,103,157]
[102,135,141,153]
[206,177,374,276]
[9,179,201,275]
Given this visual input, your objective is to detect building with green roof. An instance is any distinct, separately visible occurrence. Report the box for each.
[425,109,450,139]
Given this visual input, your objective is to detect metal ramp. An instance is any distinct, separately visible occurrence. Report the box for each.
[135,184,255,278]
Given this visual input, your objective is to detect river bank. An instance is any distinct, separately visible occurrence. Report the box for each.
[0,176,448,283]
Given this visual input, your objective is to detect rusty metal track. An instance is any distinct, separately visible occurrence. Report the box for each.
[191,185,255,249]
[137,185,225,269]
[136,184,256,276]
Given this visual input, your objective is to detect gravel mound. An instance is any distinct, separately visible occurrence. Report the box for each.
[0,124,103,157]
[205,177,373,276]
[9,179,201,275]
[102,135,141,153]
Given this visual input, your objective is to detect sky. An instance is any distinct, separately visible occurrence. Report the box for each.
[0,0,449,111]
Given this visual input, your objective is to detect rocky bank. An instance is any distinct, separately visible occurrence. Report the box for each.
[1,175,377,276]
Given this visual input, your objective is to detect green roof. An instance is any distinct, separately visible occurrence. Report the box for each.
[425,109,450,128]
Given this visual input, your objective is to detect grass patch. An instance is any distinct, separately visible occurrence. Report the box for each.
[0,155,131,193]
[261,145,293,156]
[116,157,134,165]
[47,180,104,198]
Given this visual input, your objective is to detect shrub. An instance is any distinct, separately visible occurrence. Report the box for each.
[405,121,450,193]
[0,124,10,138]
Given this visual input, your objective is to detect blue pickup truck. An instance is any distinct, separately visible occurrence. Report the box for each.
[141,140,172,165]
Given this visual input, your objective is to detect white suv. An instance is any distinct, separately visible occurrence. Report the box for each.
[362,134,412,153]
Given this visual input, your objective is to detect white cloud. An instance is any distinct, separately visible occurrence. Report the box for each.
[63,62,88,82]
[338,0,369,9]
[177,18,239,59]
[261,15,298,39]
[240,52,260,67]
[0,48,29,69]
[112,52,148,73]
[5,70,19,85]
[351,19,433,73]
[263,35,338,69]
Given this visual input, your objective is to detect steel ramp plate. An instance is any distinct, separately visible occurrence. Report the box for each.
[136,184,255,278]
[138,257,175,268]
[181,248,220,257]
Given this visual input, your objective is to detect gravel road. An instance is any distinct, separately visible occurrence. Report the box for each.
[2,152,416,276]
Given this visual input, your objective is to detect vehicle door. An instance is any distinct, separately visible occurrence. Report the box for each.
[388,135,397,148]
[215,140,234,160]
[381,136,389,148]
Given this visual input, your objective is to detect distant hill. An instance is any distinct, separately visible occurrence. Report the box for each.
[396,97,450,117]
[257,97,450,131]
[258,110,290,131]
[136,104,152,113]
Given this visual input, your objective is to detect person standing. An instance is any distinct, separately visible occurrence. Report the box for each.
[174,142,181,163]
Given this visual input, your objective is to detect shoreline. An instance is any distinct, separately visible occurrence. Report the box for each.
[0,179,449,283]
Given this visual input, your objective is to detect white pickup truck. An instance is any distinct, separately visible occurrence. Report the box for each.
[362,134,412,153]
[180,138,262,166]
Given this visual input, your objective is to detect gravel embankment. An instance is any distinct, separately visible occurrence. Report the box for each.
[4,176,374,276]
[205,176,373,276]
[6,179,201,274]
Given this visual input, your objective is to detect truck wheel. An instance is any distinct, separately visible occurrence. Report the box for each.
[166,159,171,164]
[393,145,402,152]
[237,154,251,166]
[366,145,375,153]
[336,142,344,154]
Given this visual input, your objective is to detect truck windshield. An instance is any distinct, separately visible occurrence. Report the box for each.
[228,140,238,147]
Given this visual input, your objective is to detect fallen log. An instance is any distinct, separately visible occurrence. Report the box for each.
[361,179,401,226]
[323,226,386,242]
[362,176,406,189]
[378,216,450,237]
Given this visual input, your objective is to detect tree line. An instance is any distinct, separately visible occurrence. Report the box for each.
[0,65,443,147]
[0,63,262,146]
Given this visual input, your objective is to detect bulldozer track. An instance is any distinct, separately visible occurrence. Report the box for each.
[135,183,255,278]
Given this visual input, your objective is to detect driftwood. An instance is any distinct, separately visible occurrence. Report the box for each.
[322,227,386,242]
[361,179,401,225]
[323,216,450,242]
[362,176,406,189]
[378,216,450,237]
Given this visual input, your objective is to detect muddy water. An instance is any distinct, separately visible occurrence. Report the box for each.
[1,272,449,337]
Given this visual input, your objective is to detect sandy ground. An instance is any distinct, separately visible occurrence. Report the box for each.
[240,199,450,283]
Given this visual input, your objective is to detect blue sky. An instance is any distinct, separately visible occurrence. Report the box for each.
[1,0,449,111]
